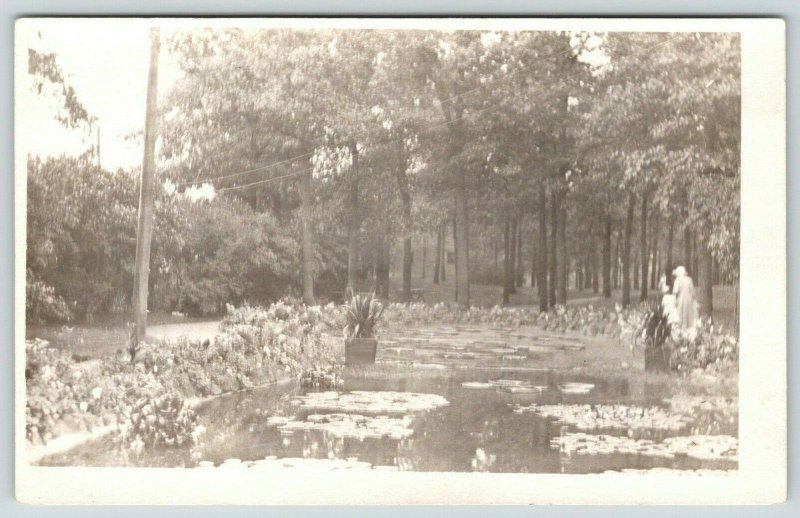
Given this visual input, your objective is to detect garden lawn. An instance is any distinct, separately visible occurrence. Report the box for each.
[26,312,218,359]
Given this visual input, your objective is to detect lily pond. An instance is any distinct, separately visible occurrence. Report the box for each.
[36,324,738,474]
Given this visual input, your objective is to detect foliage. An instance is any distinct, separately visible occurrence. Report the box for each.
[27,31,740,322]
[300,365,344,390]
[668,318,739,373]
[26,156,138,321]
[156,195,300,316]
[120,393,199,450]
[26,156,302,322]
[28,48,94,129]
[25,269,73,324]
[26,300,340,448]
[342,293,384,339]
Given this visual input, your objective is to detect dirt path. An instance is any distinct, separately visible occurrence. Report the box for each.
[147,320,221,343]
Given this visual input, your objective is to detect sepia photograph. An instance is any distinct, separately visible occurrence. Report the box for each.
[14,17,785,505]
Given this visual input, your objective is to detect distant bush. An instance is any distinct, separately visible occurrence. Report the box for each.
[26,156,138,322]
[25,270,73,324]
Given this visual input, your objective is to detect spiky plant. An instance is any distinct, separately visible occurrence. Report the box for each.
[342,292,384,339]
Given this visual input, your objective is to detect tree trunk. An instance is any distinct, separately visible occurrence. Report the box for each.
[346,143,360,294]
[538,185,549,311]
[441,223,447,282]
[374,227,389,299]
[557,198,567,305]
[650,245,659,290]
[297,170,315,304]
[530,214,537,288]
[699,236,714,317]
[402,236,412,303]
[503,219,511,305]
[433,225,442,284]
[622,193,636,307]
[381,235,391,298]
[592,240,599,294]
[734,281,740,335]
[516,221,524,287]
[509,218,518,295]
[666,217,674,285]
[650,210,660,289]
[452,214,459,302]
[612,232,621,290]
[393,141,413,303]
[639,193,649,302]
[454,184,471,305]
[549,190,558,307]
[421,235,427,280]
[603,214,612,297]
[683,227,692,274]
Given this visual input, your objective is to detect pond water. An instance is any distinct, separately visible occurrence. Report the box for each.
[36,324,737,472]
[38,366,737,473]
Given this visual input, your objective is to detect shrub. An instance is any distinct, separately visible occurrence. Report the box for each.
[668,318,739,372]
[342,293,384,339]
[25,270,73,324]
[120,393,199,449]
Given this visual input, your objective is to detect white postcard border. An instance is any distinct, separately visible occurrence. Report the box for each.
[14,17,786,505]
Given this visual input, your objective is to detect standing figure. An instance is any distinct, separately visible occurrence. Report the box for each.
[672,266,698,339]
[658,274,679,326]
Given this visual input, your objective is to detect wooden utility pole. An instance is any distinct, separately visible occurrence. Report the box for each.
[132,27,160,344]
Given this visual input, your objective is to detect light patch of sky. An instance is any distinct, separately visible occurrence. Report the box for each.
[184,182,217,202]
[572,32,612,74]
[21,20,183,171]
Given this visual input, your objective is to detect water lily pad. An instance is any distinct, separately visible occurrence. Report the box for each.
[488,347,517,354]
[552,433,737,462]
[499,385,545,394]
[292,390,449,414]
[266,416,292,426]
[413,362,448,370]
[515,403,692,431]
[275,413,415,440]
[489,378,527,387]
[558,383,595,394]
[461,382,495,389]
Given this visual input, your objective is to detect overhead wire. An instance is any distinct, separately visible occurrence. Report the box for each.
[177,33,683,193]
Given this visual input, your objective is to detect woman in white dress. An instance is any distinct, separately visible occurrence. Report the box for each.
[672,266,698,340]
[659,274,679,326]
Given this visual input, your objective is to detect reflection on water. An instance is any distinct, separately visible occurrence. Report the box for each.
[184,368,736,473]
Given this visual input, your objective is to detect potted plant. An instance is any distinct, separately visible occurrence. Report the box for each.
[342,292,384,366]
